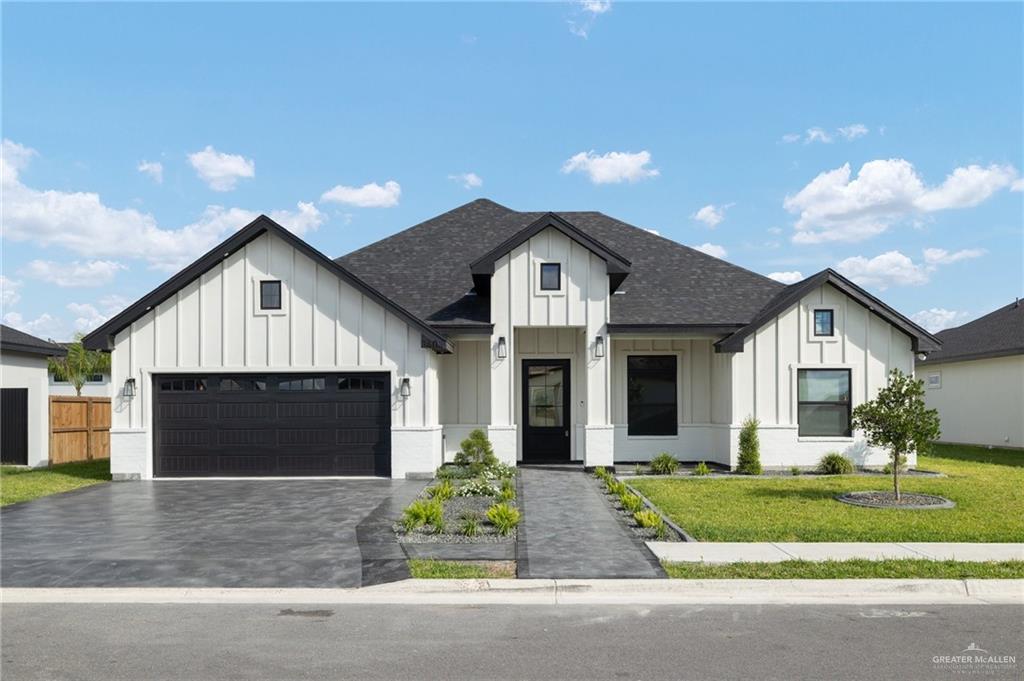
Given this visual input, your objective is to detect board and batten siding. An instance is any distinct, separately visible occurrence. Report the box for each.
[109,230,440,479]
[486,227,613,465]
[922,355,1024,449]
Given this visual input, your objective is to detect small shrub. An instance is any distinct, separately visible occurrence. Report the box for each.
[693,461,711,476]
[459,511,482,537]
[634,509,664,532]
[650,453,679,475]
[454,429,498,469]
[490,462,517,480]
[402,499,444,533]
[606,479,627,496]
[498,478,516,502]
[619,493,644,513]
[457,478,499,497]
[436,465,473,480]
[818,451,854,475]
[790,466,801,476]
[426,479,455,501]
[486,503,521,536]
[594,466,609,480]
[737,416,762,475]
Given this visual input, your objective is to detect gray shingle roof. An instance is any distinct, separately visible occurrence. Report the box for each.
[0,324,67,357]
[337,199,785,328]
[917,299,1024,366]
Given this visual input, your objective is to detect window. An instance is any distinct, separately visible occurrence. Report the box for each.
[627,356,677,436]
[797,369,851,436]
[278,377,325,391]
[338,376,385,390]
[540,263,561,291]
[219,377,267,392]
[927,372,941,390]
[159,378,208,392]
[813,309,834,337]
[260,280,282,310]
[53,373,104,383]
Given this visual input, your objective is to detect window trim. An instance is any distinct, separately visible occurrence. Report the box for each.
[534,260,566,297]
[253,277,288,316]
[805,304,839,344]
[926,372,941,390]
[625,353,679,437]
[796,367,852,438]
[813,309,835,337]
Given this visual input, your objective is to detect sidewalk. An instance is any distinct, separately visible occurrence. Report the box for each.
[648,542,1024,564]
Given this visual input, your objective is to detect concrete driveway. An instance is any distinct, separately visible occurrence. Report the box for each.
[0,479,424,588]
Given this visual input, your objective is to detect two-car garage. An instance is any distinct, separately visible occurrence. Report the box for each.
[153,372,391,477]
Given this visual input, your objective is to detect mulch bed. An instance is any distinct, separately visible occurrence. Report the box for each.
[594,478,686,542]
[394,479,518,544]
[835,491,955,510]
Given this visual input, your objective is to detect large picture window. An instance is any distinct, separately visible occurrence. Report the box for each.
[627,355,677,436]
[797,369,851,436]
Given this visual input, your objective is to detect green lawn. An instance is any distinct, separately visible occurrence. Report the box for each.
[630,444,1024,542]
[408,560,516,579]
[0,459,111,507]
[664,559,1024,579]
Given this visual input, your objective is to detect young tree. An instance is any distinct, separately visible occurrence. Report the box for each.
[48,334,111,397]
[737,416,762,475]
[851,368,941,500]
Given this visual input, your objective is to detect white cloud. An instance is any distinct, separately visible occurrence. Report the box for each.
[781,133,802,144]
[0,275,22,310]
[785,159,1020,244]
[22,259,127,287]
[767,226,783,235]
[2,311,65,339]
[911,308,969,333]
[2,139,322,271]
[837,123,869,140]
[766,271,804,284]
[448,172,483,189]
[691,203,731,228]
[922,247,985,266]
[835,251,929,290]
[561,150,659,184]
[66,296,131,334]
[321,180,401,208]
[187,145,255,191]
[692,242,727,259]
[804,127,833,144]
[568,0,611,37]
[1012,177,1024,192]
[137,160,163,184]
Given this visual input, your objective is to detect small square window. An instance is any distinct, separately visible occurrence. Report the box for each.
[540,263,561,291]
[260,280,282,310]
[813,309,834,337]
[927,372,941,389]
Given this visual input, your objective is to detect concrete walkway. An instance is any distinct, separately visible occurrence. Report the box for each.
[649,541,1024,564]
[518,467,665,579]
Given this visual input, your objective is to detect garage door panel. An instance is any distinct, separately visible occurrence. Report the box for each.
[153,372,390,477]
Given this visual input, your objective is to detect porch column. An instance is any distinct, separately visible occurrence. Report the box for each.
[583,319,614,468]
[487,258,517,464]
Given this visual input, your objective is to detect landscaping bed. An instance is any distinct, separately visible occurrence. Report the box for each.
[592,466,686,542]
[629,444,1024,542]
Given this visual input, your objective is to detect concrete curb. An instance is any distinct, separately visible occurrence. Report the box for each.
[3,579,1021,605]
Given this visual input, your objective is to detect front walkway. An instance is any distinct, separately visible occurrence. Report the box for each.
[649,541,1024,564]
[517,467,665,579]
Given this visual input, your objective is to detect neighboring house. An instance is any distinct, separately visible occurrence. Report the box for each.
[1,324,67,466]
[916,299,1023,449]
[83,200,939,480]
[48,344,112,397]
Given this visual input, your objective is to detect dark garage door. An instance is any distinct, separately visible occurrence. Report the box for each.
[153,373,391,477]
[1,388,29,465]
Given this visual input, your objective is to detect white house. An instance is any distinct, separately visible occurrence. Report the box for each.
[48,356,112,397]
[917,299,1023,449]
[83,200,939,480]
[1,324,67,467]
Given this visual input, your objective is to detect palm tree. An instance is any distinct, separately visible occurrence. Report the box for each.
[48,334,111,397]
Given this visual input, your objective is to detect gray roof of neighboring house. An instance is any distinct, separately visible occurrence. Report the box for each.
[337,198,787,330]
[0,324,67,357]
[917,299,1024,366]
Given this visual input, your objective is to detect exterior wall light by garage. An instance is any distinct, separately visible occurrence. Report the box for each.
[497,336,508,360]
[399,377,411,399]
[595,335,605,358]
[123,377,136,398]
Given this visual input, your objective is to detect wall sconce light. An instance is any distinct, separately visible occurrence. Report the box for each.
[595,335,605,358]
[123,377,136,398]
[399,377,411,398]
[497,336,508,360]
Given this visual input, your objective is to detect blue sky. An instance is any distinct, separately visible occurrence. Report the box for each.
[2,1,1021,340]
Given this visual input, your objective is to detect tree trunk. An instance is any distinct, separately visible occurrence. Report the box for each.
[892,449,901,501]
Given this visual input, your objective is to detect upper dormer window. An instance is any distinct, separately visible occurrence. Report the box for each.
[813,309,834,337]
[260,280,282,310]
[540,263,561,291]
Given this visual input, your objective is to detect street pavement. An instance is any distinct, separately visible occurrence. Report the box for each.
[3,602,1021,680]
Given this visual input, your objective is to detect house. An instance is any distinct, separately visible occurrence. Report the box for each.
[916,299,1023,449]
[1,324,67,466]
[82,199,939,480]
[48,343,112,397]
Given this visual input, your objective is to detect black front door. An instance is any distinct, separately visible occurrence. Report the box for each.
[522,360,570,463]
[1,388,29,465]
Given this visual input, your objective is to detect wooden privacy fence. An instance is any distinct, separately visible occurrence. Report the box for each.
[49,396,111,464]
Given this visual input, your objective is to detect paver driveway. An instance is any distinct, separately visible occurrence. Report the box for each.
[1,479,424,588]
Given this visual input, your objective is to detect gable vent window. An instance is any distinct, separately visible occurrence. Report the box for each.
[540,263,561,291]
[260,280,282,310]
[813,309,834,337]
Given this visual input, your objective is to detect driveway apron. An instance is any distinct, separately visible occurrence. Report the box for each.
[517,467,666,579]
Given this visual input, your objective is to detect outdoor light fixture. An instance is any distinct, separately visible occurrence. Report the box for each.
[399,377,411,398]
[497,336,508,359]
[595,335,605,358]
[123,377,136,398]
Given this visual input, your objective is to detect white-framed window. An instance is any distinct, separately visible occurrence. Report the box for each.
[926,372,941,389]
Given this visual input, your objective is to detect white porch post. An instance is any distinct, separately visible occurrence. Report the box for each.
[583,279,614,468]
[487,257,518,465]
